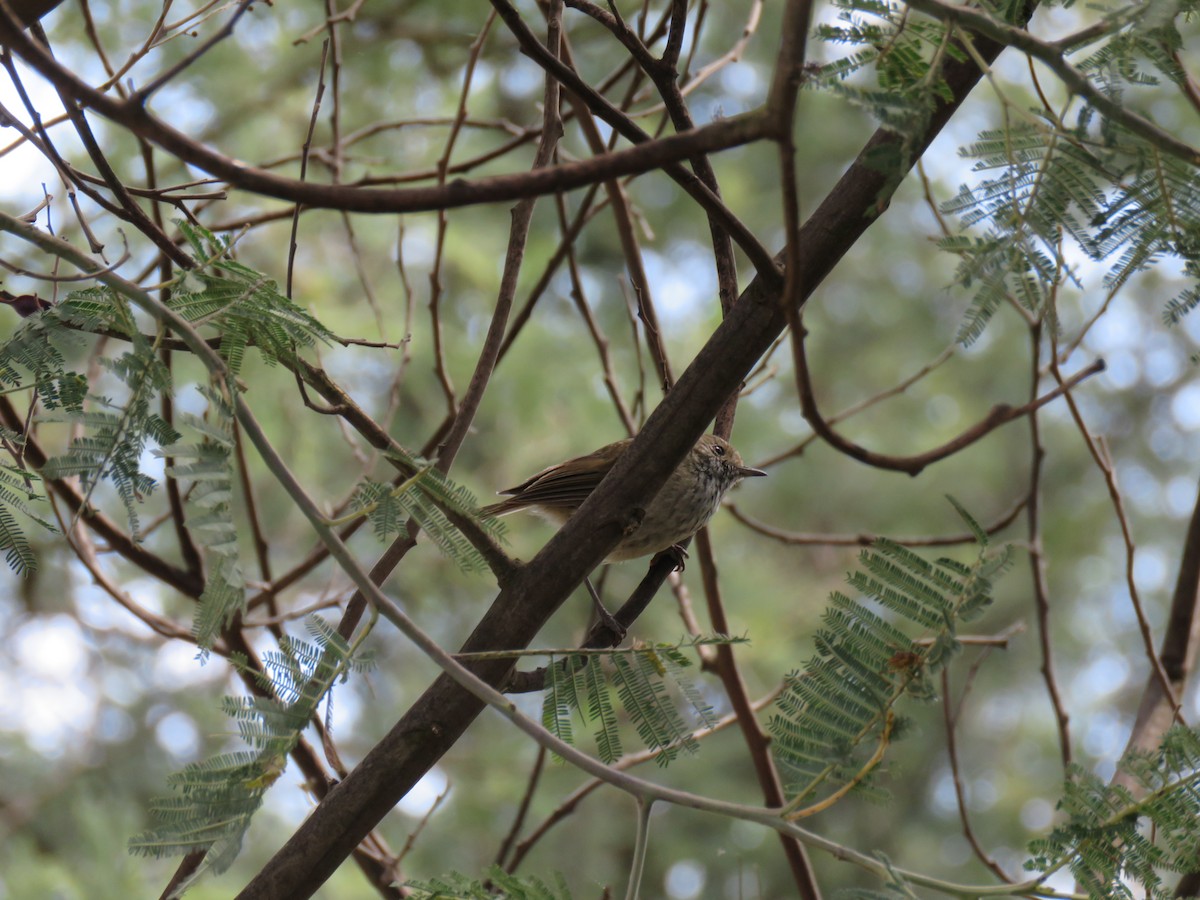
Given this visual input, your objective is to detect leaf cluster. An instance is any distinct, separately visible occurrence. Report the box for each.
[936,0,1200,339]
[155,384,243,650]
[943,118,1200,341]
[403,866,575,899]
[812,0,965,179]
[1,288,178,539]
[0,220,335,570]
[348,459,506,575]
[815,0,1200,342]
[0,228,523,884]
[0,460,52,574]
[1027,726,1200,900]
[173,222,334,374]
[1075,0,1192,95]
[128,615,372,887]
[770,501,1009,811]
[38,337,179,537]
[540,637,733,766]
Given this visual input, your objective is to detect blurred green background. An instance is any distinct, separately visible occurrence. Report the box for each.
[1,0,1198,897]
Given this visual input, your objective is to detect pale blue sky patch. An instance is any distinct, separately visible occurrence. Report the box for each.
[1169,382,1200,430]
[153,709,202,760]
[664,859,706,900]
[397,765,449,818]
[2,614,97,757]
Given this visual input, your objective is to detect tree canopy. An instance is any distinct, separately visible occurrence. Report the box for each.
[2,0,1200,898]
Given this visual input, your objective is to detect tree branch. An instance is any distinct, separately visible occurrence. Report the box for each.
[0,7,774,217]
[232,0,1044,894]
[793,320,1106,476]
[905,0,1200,165]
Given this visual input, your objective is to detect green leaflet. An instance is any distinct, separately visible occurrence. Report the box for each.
[770,499,1010,812]
[347,461,506,575]
[173,221,334,373]
[1027,726,1200,900]
[129,615,373,887]
[404,866,575,900]
[155,384,242,651]
[39,343,180,538]
[538,637,731,766]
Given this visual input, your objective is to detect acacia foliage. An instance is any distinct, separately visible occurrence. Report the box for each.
[1,0,1199,898]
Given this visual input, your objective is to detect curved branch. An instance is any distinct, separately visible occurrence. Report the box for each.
[0,8,772,216]
[727,493,1027,546]
[792,322,1106,475]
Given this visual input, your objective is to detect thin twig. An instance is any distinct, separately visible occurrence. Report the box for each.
[558,51,673,393]
[941,667,1013,880]
[427,15,497,415]
[553,189,637,435]
[286,38,330,298]
[1026,321,1072,766]
[494,747,545,869]
[727,494,1027,547]
[496,181,607,361]
[129,0,256,104]
[791,319,1105,475]
[1047,339,1184,725]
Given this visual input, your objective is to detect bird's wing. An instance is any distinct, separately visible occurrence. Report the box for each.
[494,440,627,511]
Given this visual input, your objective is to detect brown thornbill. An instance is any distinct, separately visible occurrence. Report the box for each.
[482,433,767,562]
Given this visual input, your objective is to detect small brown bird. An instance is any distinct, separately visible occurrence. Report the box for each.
[483,433,766,562]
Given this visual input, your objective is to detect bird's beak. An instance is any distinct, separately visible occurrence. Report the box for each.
[739,465,768,478]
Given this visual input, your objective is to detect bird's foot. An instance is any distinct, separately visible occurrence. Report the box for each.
[652,544,689,572]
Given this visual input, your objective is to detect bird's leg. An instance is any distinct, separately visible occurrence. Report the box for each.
[651,543,689,572]
[584,575,626,642]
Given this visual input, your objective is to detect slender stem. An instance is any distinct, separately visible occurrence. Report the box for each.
[791,319,1105,475]
[942,668,1012,880]
[624,797,653,900]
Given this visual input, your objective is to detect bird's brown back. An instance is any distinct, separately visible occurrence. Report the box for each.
[481,438,632,517]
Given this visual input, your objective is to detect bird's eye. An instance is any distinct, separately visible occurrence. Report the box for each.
[713,444,725,456]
